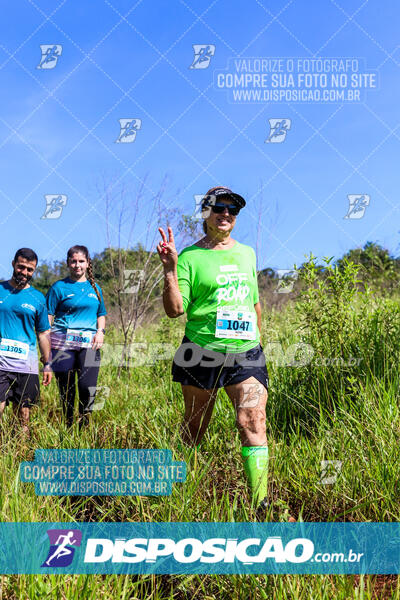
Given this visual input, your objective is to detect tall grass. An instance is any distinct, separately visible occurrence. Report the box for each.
[0,260,399,598]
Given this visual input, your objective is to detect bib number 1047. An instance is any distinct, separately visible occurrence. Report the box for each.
[226,319,250,332]
[215,309,256,340]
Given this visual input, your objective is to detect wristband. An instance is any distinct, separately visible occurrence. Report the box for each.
[97,328,106,334]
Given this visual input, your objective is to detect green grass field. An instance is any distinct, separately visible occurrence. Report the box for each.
[1,263,400,599]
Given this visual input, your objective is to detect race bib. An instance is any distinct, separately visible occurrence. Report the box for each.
[0,338,29,360]
[215,309,257,340]
[66,329,93,348]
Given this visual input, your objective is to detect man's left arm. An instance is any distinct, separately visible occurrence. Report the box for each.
[38,330,52,386]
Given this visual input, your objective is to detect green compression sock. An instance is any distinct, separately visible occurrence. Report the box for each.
[241,446,269,506]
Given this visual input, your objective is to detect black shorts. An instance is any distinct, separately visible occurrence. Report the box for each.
[172,336,269,391]
[0,370,40,408]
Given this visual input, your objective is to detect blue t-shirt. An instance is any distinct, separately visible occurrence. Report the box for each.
[46,278,107,349]
[0,281,50,374]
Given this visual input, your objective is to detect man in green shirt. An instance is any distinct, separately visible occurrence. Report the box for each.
[158,186,291,520]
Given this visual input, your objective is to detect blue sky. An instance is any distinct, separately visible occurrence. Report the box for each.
[0,0,399,276]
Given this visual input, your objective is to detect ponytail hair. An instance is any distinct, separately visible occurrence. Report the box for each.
[86,257,102,303]
[67,245,101,303]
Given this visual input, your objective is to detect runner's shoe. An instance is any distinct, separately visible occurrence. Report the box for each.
[256,497,296,522]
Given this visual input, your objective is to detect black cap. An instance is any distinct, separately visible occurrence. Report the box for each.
[202,186,246,208]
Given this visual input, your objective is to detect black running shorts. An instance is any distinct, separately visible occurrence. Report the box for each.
[172,335,269,391]
[0,370,40,408]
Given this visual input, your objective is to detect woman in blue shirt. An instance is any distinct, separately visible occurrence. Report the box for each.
[46,245,107,428]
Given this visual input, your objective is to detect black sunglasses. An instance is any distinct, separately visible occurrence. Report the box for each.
[204,202,241,216]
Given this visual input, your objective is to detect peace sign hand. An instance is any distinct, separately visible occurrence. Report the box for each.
[157,226,178,269]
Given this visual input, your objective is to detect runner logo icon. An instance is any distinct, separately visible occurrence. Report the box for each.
[189,45,215,69]
[37,45,63,69]
[41,195,67,219]
[115,119,141,143]
[344,194,370,219]
[265,119,291,143]
[41,529,82,567]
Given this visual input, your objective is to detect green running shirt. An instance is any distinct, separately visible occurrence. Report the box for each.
[176,241,260,353]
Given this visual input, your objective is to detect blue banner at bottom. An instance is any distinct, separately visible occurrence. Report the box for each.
[0,523,399,574]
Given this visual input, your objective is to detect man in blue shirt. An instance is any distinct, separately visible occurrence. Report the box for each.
[0,248,52,436]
